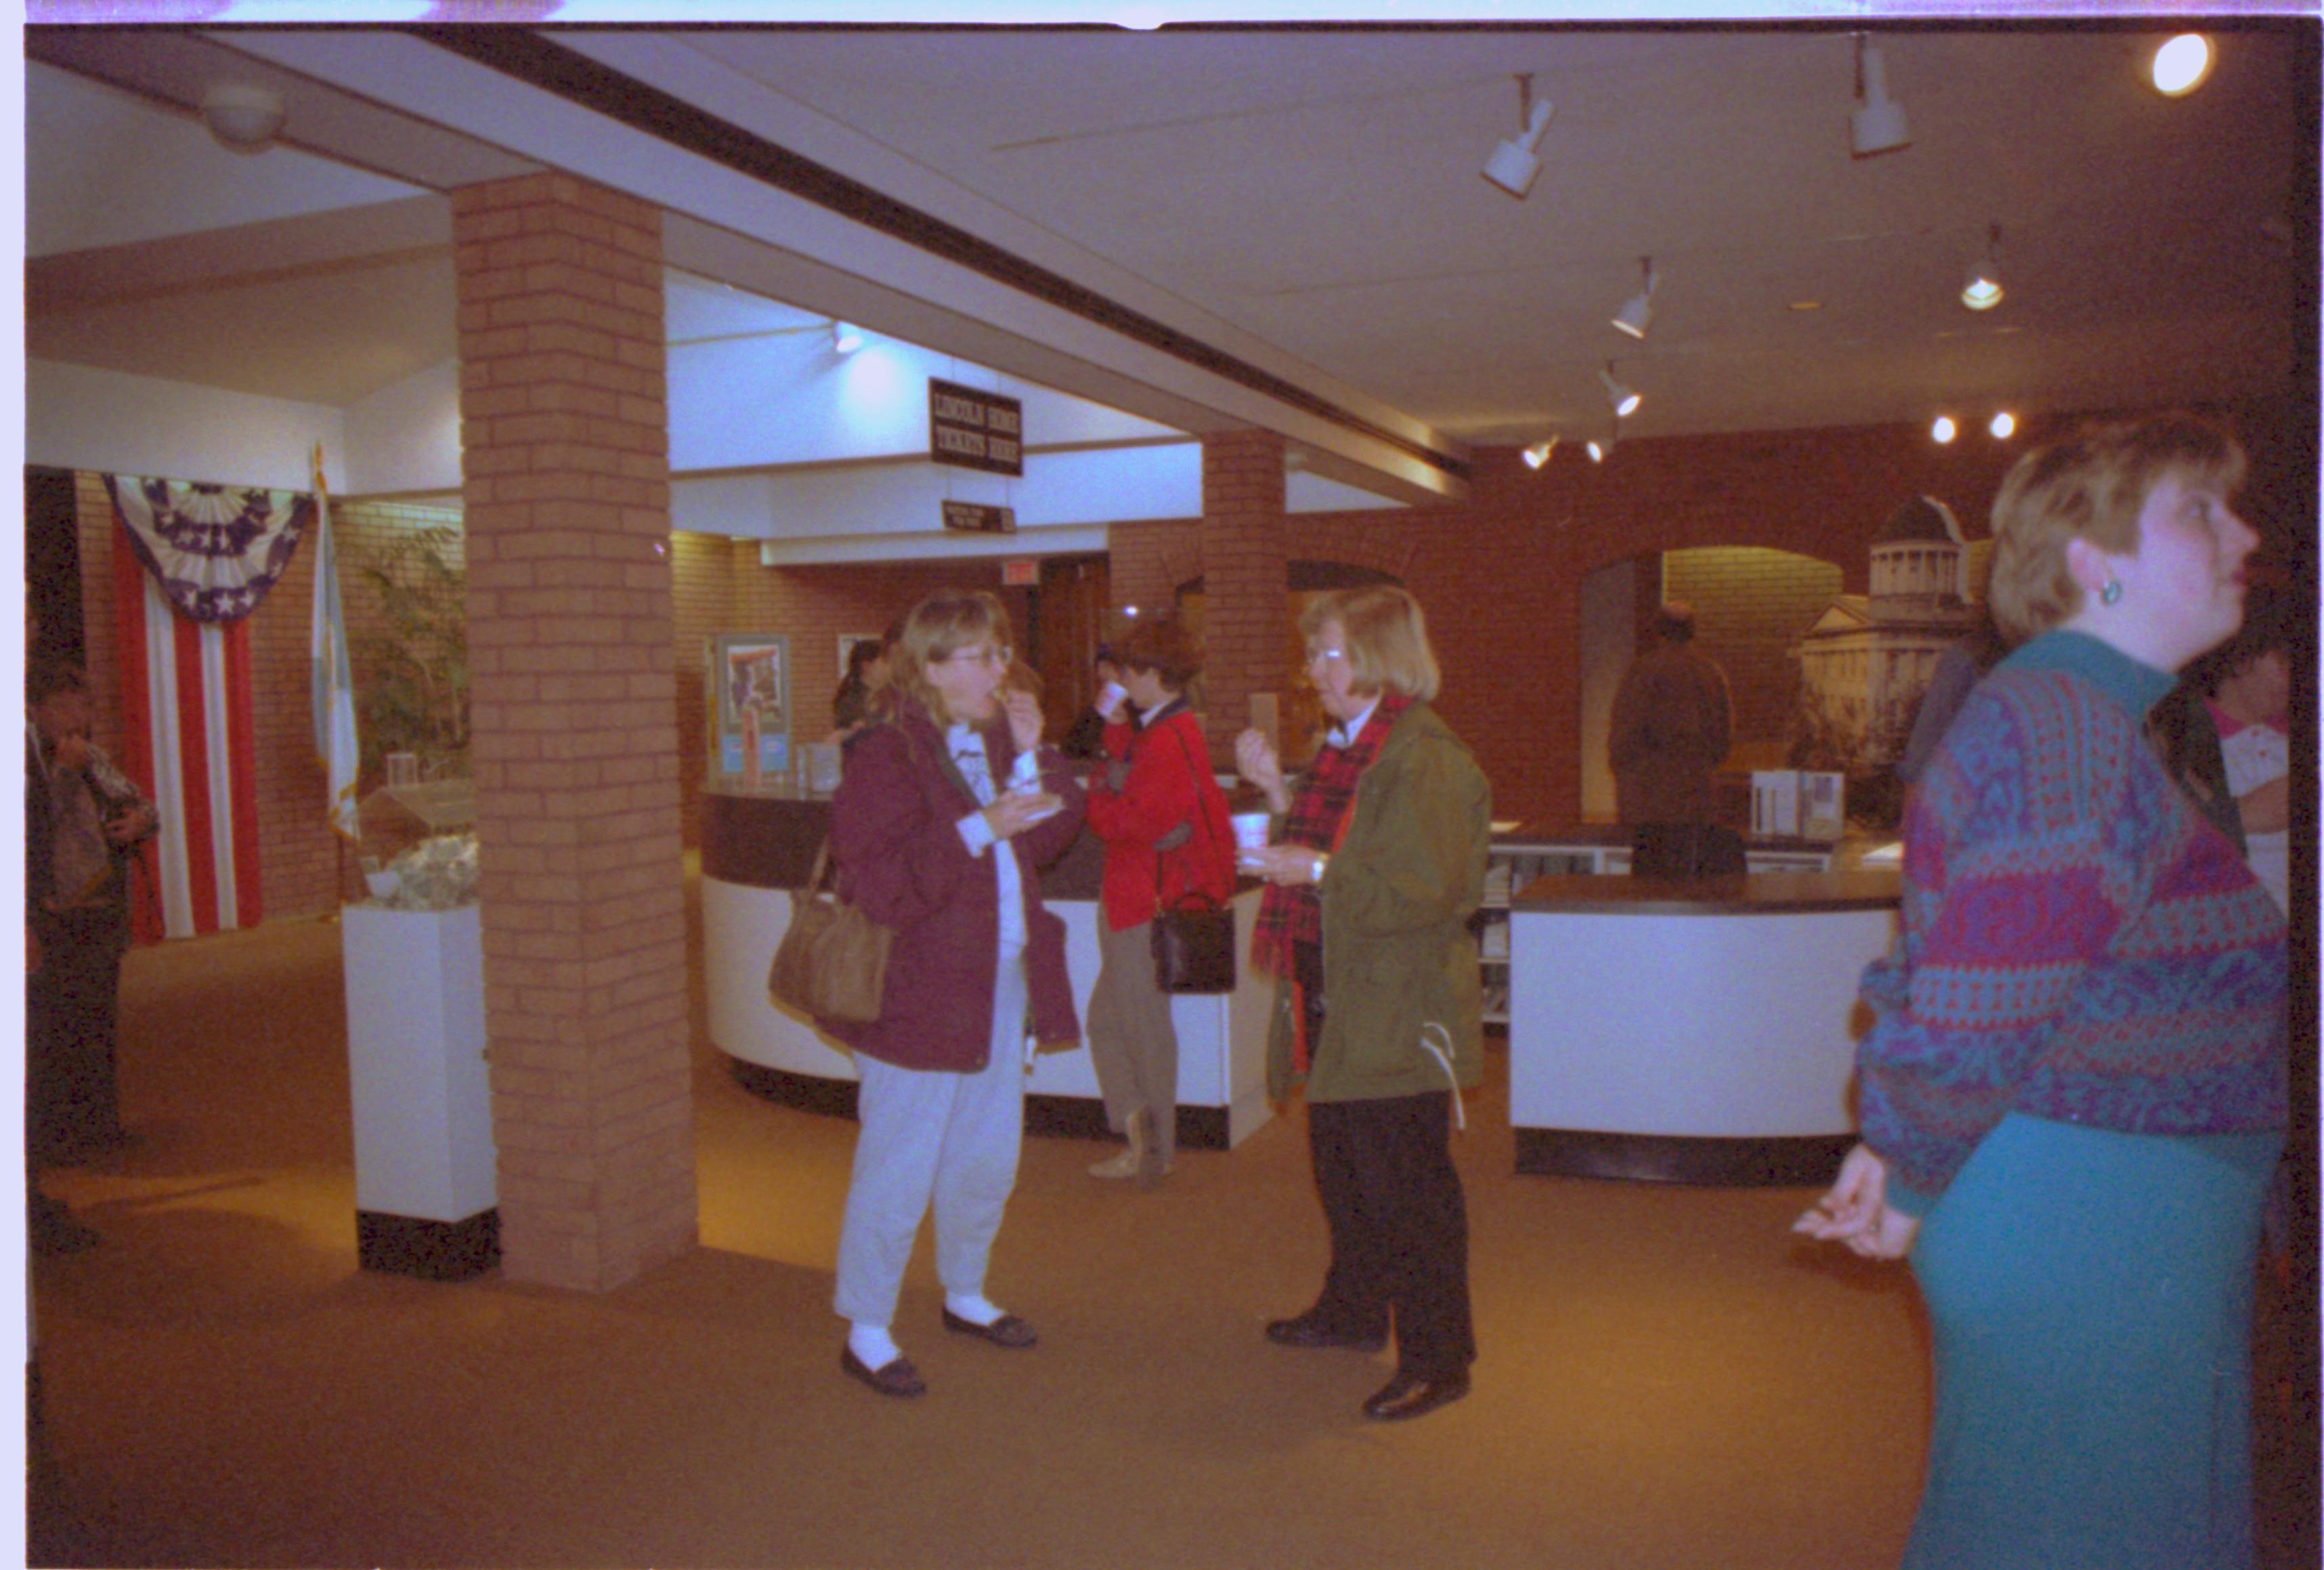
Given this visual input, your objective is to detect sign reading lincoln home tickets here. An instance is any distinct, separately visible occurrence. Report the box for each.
[928,379,1023,476]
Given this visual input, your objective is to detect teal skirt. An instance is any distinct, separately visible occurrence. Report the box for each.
[1905,1113,2281,1570]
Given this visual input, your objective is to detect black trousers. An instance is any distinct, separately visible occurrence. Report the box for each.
[1304,1090,1476,1380]
[28,906,128,1162]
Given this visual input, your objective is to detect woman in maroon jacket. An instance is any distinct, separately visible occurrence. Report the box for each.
[823,590,1085,1399]
[1081,618,1235,1186]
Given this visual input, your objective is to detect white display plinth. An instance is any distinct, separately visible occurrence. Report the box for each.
[342,903,497,1227]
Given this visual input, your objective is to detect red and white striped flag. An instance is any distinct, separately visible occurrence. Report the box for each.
[105,476,311,940]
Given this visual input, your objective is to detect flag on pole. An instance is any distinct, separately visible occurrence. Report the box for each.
[311,444,362,843]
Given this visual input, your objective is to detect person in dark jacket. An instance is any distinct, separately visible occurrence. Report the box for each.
[1235,586,1490,1423]
[822,590,1085,1398]
[1081,617,1234,1186]
[1608,601,1733,874]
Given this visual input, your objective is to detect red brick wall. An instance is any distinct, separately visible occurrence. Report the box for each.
[452,171,692,1292]
[1199,431,1288,763]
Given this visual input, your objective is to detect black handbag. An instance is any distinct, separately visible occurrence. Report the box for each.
[1149,724,1236,994]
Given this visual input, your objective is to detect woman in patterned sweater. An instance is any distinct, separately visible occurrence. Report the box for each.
[1797,414,2287,1569]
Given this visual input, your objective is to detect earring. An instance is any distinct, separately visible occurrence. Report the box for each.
[2099,580,2124,607]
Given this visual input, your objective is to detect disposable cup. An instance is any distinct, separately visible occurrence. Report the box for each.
[1230,812,1271,867]
[1095,681,1127,716]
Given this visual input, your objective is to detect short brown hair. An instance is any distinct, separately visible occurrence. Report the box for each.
[1113,616,1201,690]
[893,590,1013,718]
[1300,585,1440,702]
[1987,412,2247,643]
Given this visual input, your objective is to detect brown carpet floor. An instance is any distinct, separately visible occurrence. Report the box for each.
[24,870,2315,1569]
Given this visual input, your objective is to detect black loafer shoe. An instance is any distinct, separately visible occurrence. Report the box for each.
[1265,1312,1387,1353]
[1362,1370,1469,1422]
[840,1347,928,1398]
[941,1308,1038,1349]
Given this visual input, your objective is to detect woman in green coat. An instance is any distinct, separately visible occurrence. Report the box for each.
[1234,585,1490,1423]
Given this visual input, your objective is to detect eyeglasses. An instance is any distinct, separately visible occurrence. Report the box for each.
[940,645,1012,668]
[1305,646,1348,666]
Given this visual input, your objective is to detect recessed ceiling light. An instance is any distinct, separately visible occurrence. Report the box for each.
[2152,34,2213,97]
[1931,416,1958,444]
[1989,412,2016,440]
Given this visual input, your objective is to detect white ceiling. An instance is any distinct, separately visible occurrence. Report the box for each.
[22,22,2315,472]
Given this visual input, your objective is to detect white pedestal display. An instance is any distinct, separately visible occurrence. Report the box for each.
[341,902,499,1278]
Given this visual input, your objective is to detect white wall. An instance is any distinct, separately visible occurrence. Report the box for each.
[27,359,345,492]
[343,358,461,496]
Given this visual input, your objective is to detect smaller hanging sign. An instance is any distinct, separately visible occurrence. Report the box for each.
[929,379,1024,476]
[942,500,1016,534]
[1000,558,1039,587]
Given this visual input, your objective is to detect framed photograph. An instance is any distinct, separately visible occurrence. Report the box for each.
[708,634,790,778]
[714,635,787,732]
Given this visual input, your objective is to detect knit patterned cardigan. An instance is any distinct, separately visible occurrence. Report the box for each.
[1858,630,2287,1216]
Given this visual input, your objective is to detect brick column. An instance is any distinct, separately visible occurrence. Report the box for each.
[451,174,694,1292]
[1197,431,1289,765]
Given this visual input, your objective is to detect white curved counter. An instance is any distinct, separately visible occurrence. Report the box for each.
[1506,871,1899,1185]
[700,784,1276,1149]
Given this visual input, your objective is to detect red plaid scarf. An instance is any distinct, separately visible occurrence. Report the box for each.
[1249,692,1411,981]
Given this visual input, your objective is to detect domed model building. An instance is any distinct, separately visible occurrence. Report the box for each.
[1792,496,1988,771]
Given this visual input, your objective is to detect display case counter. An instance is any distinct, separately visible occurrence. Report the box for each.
[700,782,1274,1149]
[1505,870,1899,1186]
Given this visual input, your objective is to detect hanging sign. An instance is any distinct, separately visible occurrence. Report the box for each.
[941,500,1016,534]
[1000,558,1039,587]
[928,379,1023,476]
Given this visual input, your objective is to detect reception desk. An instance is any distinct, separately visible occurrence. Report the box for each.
[700,782,1276,1149]
[1505,870,1899,1185]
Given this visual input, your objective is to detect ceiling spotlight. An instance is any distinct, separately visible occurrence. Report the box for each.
[1522,438,1558,470]
[1960,224,2004,312]
[2151,34,2213,97]
[1931,415,1958,444]
[1989,412,2017,440]
[1850,35,1912,158]
[832,321,865,354]
[1600,362,1641,419]
[1481,74,1555,200]
[1587,433,1616,464]
[201,83,286,153]
[1610,257,1656,340]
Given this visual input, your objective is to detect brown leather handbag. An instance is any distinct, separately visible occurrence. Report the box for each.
[767,840,892,1023]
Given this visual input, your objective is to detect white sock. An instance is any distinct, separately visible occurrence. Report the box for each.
[945,1293,1002,1327]
[848,1323,903,1370]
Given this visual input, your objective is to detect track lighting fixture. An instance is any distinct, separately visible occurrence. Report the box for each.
[1610,257,1656,341]
[1481,74,1555,200]
[2151,34,2213,97]
[832,321,865,354]
[1849,35,1911,158]
[1960,225,2004,312]
[1600,362,1641,419]
[1522,438,1557,470]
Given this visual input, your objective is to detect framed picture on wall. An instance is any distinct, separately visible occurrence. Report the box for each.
[708,633,790,777]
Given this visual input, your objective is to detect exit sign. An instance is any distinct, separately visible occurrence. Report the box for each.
[1000,558,1039,587]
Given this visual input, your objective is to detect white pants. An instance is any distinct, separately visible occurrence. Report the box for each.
[833,947,1029,1328]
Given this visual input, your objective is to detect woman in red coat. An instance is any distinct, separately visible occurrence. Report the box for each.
[1081,617,1235,1186]
[823,591,1085,1398]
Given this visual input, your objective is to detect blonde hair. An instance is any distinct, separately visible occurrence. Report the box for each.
[1987,413,2247,643]
[1301,585,1440,702]
[894,590,1013,719]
